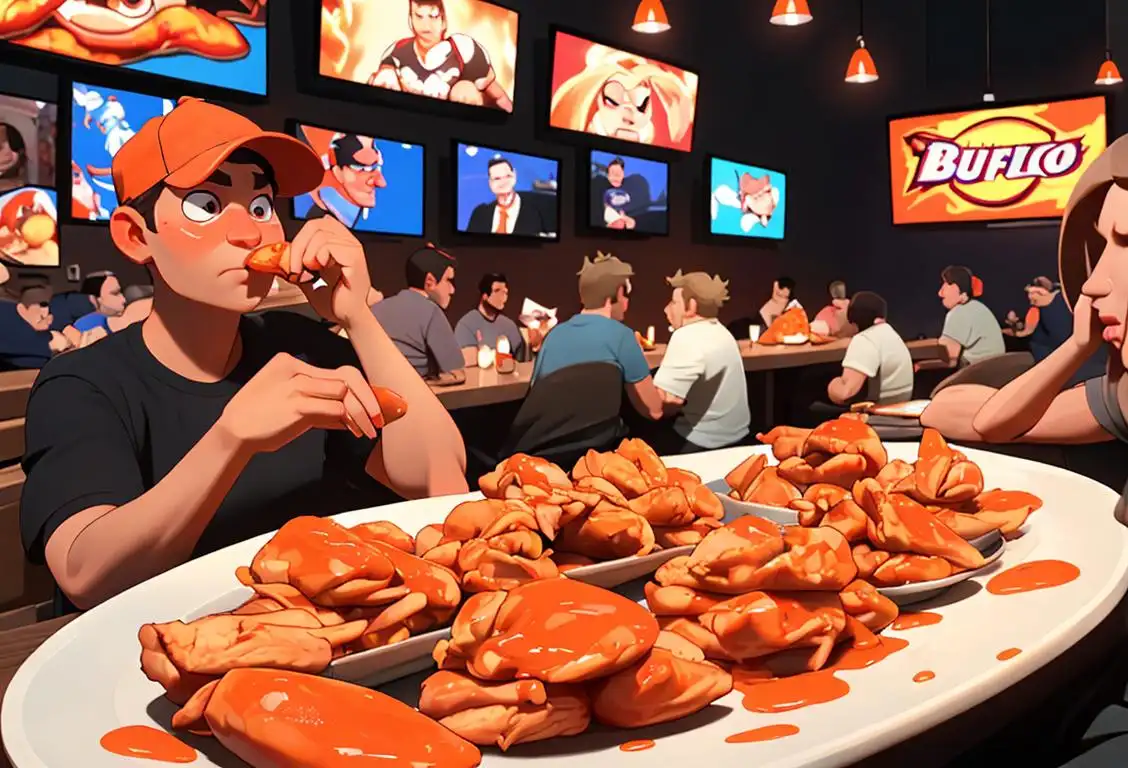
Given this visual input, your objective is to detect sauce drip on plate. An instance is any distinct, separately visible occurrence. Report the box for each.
[620,739,656,752]
[725,724,800,743]
[733,635,909,713]
[986,560,1080,595]
[100,726,196,763]
[997,648,1022,661]
[892,612,943,631]
[913,670,935,683]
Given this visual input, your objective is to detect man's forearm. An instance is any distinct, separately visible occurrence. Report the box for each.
[49,426,249,608]
[343,312,468,496]
[973,342,1090,441]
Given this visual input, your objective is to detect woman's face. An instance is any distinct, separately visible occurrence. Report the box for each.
[1083,184,1128,365]
[593,77,652,142]
[0,125,23,178]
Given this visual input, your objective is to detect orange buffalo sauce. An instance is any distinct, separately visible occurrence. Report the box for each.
[620,739,657,752]
[986,560,1080,595]
[725,724,800,743]
[100,725,196,763]
[913,670,935,683]
[997,648,1022,661]
[733,635,909,713]
[475,579,659,681]
[507,454,562,492]
[892,611,943,631]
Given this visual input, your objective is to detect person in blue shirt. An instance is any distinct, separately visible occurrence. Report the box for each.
[73,271,126,333]
[1005,276,1105,387]
[532,251,663,420]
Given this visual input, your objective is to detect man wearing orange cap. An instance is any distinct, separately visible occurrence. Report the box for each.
[19,98,469,613]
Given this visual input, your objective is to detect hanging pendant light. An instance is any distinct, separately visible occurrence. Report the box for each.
[770,0,812,26]
[1096,0,1122,85]
[844,0,877,83]
[632,0,670,33]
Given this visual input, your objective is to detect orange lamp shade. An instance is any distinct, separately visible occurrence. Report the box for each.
[845,38,878,83]
[633,0,670,33]
[1096,58,1123,85]
[771,0,812,25]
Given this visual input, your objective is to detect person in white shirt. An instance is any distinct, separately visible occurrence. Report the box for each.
[652,270,751,453]
[828,291,914,405]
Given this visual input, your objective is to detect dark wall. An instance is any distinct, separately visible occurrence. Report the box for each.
[1,0,1123,340]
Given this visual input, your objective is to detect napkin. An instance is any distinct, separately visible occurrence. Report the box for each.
[519,298,558,329]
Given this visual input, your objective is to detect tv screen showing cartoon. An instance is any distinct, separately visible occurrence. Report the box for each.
[2,3,267,95]
[291,123,425,237]
[888,95,1108,225]
[549,30,699,152]
[588,150,668,235]
[455,143,558,239]
[0,92,59,267]
[319,0,519,113]
[708,157,786,240]
[70,82,176,223]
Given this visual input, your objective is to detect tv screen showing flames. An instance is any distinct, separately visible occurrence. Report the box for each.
[319,0,519,113]
[1,2,268,95]
[888,96,1108,225]
[549,30,699,152]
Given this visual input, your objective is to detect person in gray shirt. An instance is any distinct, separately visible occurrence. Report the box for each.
[370,244,465,384]
[937,265,1005,367]
[454,272,526,364]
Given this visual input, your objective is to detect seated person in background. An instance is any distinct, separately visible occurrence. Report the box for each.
[454,272,525,365]
[938,265,1005,367]
[0,281,72,370]
[759,275,800,328]
[651,270,750,453]
[811,280,857,338]
[1003,276,1047,339]
[532,251,663,420]
[73,271,126,333]
[20,100,468,613]
[827,291,913,406]
[48,290,96,332]
[108,284,154,333]
[370,244,465,384]
[1009,276,1106,384]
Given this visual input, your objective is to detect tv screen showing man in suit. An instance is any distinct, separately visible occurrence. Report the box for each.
[589,150,668,235]
[455,143,558,239]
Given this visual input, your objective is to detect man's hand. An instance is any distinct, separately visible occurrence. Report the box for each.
[48,330,73,354]
[1071,295,1104,354]
[290,217,373,330]
[216,353,384,455]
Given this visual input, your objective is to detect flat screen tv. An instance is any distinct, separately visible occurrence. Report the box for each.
[588,150,668,235]
[290,121,425,237]
[707,156,786,240]
[1,4,267,95]
[454,142,559,240]
[69,81,177,223]
[887,95,1108,225]
[319,0,519,113]
[548,28,699,152]
[0,89,59,267]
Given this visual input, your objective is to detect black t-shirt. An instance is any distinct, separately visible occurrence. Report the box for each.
[20,311,386,573]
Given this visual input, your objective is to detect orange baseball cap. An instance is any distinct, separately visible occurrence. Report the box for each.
[111,97,324,204]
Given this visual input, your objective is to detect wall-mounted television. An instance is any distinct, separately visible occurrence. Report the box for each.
[887,95,1108,225]
[1,4,267,96]
[454,141,559,240]
[707,156,786,240]
[548,28,699,152]
[69,81,176,223]
[0,90,59,267]
[290,121,425,237]
[588,150,668,235]
[319,0,519,113]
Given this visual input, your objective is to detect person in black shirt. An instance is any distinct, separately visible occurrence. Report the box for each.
[20,98,469,612]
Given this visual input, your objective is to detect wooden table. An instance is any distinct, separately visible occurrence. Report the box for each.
[0,371,34,422]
